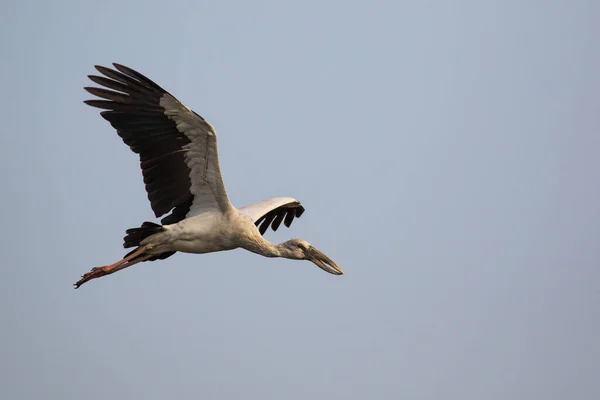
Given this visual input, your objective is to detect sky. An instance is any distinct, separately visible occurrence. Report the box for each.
[1,0,599,399]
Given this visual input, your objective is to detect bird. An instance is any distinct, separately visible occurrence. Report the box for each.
[74,63,343,288]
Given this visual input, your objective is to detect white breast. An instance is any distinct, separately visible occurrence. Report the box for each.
[166,210,255,254]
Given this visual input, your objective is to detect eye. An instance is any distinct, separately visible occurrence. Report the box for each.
[296,243,304,249]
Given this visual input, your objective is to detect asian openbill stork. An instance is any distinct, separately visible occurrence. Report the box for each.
[75,63,343,288]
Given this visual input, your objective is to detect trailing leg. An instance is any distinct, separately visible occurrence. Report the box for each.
[74,221,176,289]
[74,245,153,289]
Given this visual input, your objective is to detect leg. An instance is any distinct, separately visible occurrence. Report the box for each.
[74,245,153,289]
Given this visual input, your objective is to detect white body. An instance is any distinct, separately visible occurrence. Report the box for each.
[147,209,257,255]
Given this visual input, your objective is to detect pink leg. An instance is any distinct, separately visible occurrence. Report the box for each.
[74,246,153,289]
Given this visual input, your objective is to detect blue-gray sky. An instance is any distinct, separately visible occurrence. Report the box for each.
[2,1,599,399]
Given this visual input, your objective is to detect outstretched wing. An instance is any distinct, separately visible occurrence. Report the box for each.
[84,63,232,225]
[239,197,305,235]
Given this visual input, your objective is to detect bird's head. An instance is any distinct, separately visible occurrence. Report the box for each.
[281,239,344,275]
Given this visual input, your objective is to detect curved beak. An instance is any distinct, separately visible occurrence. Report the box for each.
[308,247,344,275]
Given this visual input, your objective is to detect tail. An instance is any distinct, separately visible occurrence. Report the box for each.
[123,222,175,261]
[124,221,164,248]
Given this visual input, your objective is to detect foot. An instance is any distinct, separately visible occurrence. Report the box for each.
[74,266,107,289]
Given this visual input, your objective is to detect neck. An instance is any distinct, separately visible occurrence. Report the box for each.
[244,234,288,258]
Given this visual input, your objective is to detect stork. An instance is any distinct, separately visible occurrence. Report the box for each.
[75,63,343,288]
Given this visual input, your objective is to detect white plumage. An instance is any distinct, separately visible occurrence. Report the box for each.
[75,63,343,288]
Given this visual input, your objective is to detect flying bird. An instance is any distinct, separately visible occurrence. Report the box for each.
[75,63,343,288]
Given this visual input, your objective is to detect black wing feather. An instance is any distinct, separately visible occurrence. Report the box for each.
[84,63,196,223]
[254,201,305,235]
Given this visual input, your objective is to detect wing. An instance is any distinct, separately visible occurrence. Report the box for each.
[84,63,232,224]
[239,197,305,235]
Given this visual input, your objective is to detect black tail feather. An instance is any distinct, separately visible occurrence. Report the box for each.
[123,221,163,249]
[123,221,176,262]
